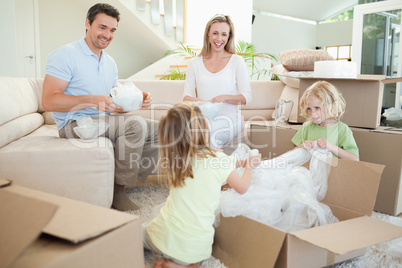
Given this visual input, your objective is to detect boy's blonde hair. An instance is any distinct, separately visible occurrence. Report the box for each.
[300,81,346,120]
[158,102,216,188]
[199,14,236,57]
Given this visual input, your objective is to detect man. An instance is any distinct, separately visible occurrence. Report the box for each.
[42,3,158,211]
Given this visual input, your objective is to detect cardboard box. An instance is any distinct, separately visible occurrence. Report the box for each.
[247,122,299,159]
[212,151,402,267]
[215,123,402,267]
[0,179,144,268]
[352,126,402,216]
[249,123,402,216]
[286,75,402,129]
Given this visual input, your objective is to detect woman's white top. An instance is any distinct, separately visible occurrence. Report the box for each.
[183,54,252,115]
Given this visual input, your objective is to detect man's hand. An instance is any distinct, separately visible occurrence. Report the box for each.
[142,91,152,108]
[92,95,124,113]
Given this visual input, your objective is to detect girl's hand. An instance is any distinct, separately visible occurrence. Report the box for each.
[245,154,261,169]
[300,140,314,150]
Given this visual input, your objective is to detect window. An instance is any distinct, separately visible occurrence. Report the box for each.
[326,45,352,61]
[320,8,354,24]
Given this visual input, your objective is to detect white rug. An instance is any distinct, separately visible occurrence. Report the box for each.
[127,184,402,268]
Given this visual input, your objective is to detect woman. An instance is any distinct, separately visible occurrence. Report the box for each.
[183,14,252,150]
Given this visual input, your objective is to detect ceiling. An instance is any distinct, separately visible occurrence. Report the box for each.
[253,0,358,22]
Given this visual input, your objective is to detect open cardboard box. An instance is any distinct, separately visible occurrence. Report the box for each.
[282,75,402,129]
[213,125,402,267]
[249,122,402,216]
[0,179,143,268]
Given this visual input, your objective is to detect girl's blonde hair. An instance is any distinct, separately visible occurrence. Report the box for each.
[300,81,346,121]
[158,102,216,188]
[199,14,236,57]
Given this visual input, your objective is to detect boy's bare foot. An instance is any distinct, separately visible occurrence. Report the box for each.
[154,260,200,268]
[112,184,139,211]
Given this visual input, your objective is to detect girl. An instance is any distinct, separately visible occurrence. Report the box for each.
[182,14,252,150]
[143,102,261,268]
[291,81,359,161]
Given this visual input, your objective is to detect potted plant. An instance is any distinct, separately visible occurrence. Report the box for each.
[160,41,278,80]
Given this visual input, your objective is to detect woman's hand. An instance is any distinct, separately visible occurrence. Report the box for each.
[211,94,246,105]
[211,95,229,103]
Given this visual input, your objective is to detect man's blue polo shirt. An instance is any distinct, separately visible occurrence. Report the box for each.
[46,37,118,129]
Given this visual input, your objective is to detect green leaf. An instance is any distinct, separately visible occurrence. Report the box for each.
[164,42,198,57]
[159,67,186,80]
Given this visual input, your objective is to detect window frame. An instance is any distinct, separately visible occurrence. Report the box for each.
[326,45,352,61]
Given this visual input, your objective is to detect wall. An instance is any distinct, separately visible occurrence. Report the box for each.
[186,0,253,48]
[251,13,317,65]
[251,14,353,65]
[316,20,353,47]
[38,0,148,79]
[0,0,18,76]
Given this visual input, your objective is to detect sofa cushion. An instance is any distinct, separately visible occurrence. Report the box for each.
[279,49,334,71]
[242,81,283,110]
[0,77,39,126]
[276,85,300,122]
[0,124,115,207]
[0,113,44,148]
[42,112,56,125]
[271,64,300,88]
[29,78,45,113]
[240,81,283,121]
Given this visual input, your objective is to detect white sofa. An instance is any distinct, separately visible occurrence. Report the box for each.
[0,77,284,207]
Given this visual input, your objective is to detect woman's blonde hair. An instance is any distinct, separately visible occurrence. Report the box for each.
[199,14,236,57]
[158,102,216,188]
[300,81,346,121]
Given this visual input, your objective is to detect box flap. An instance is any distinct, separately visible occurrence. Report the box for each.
[297,75,387,81]
[0,189,58,268]
[357,74,386,80]
[371,127,402,134]
[3,184,139,243]
[323,159,384,216]
[213,215,286,268]
[382,77,402,84]
[296,74,402,83]
[292,216,402,255]
[0,178,11,188]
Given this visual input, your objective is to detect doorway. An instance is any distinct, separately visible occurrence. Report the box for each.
[15,0,40,78]
[353,0,402,109]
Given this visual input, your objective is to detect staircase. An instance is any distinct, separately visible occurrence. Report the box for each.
[119,0,186,46]
[129,47,200,80]
[74,0,185,77]
[118,0,189,79]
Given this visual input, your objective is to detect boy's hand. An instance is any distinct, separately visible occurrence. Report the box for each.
[317,138,336,152]
[316,138,328,149]
[300,140,314,150]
